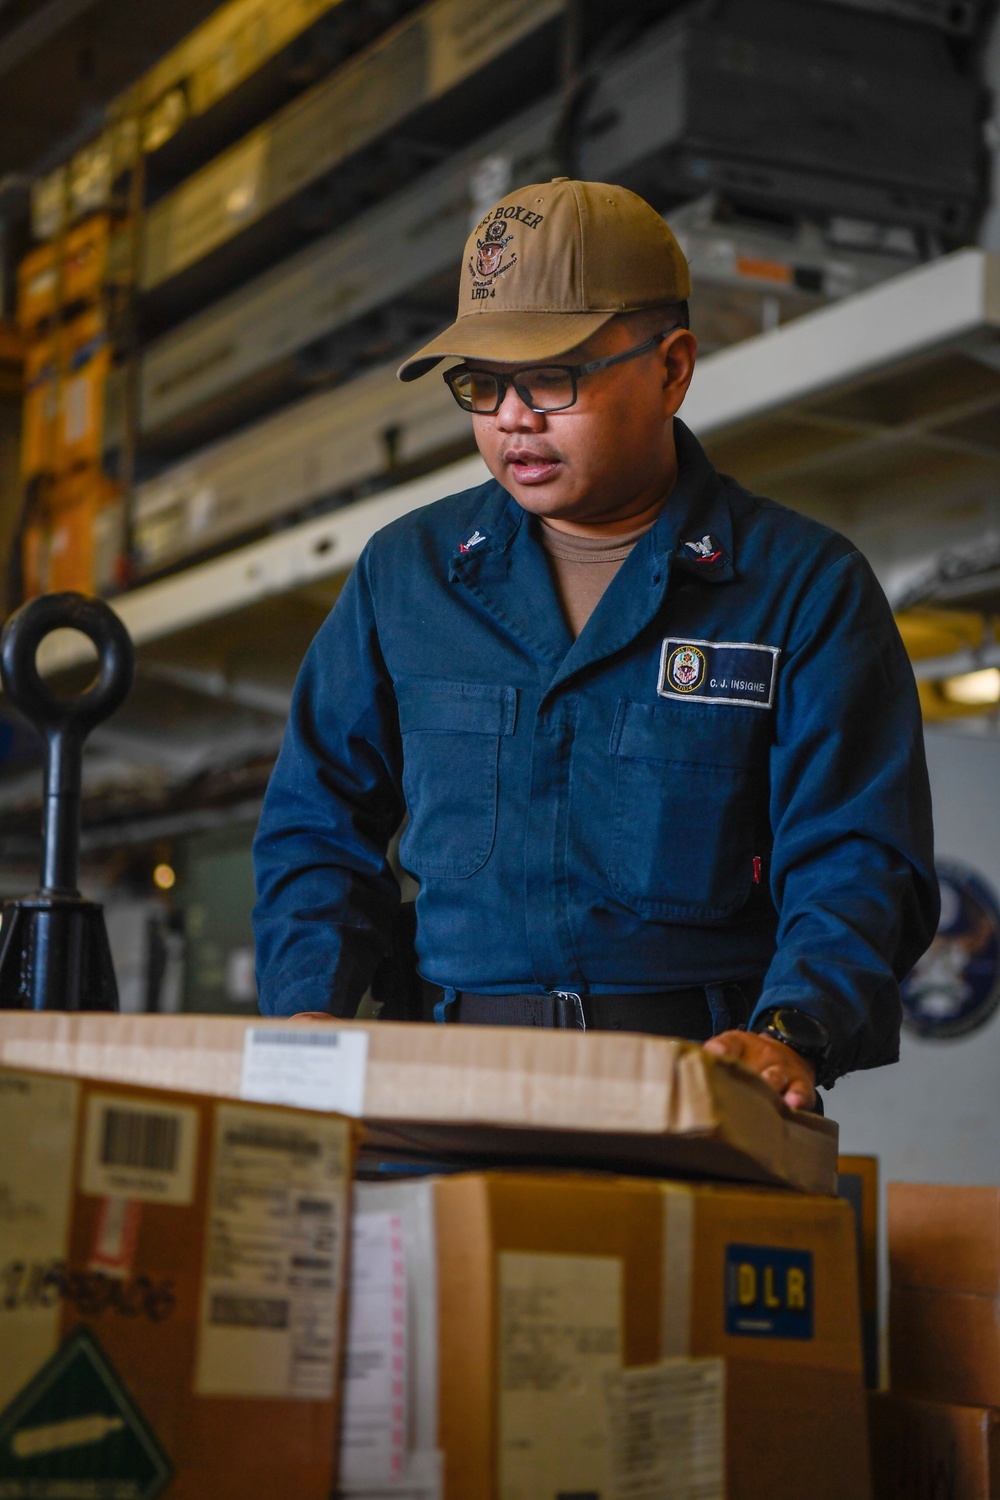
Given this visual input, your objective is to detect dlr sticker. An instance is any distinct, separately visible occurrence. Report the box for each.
[725,1244,814,1340]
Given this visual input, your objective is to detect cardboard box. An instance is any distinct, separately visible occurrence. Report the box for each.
[62,213,113,310]
[889,1183,1000,1407]
[0,1012,840,1194]
[0,1063,356,1499]
[342,1172,871,1500]
[17,242,58,332]
[889,1183,1000,1295]
[20,337,58,480]
[869,1391,1000,1500]
[20,468,125,599]
[46,466,124,595]
[17,216,113,336]
[839,1155,880,1387]
[890,1283,1000,1407]
[55,308,112,473]
[20,499,48,600]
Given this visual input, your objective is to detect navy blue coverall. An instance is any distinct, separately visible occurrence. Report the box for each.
[252,421,938,1081]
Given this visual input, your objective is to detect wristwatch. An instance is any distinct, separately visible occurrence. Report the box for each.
[752,1008,832,1085]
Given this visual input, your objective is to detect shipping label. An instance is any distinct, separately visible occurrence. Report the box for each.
[196,1102,351,1399]
[605,1357,725,1500]
[241,1025,369,1116]
[0,1072,79,1408]
[497,1251,622,1500]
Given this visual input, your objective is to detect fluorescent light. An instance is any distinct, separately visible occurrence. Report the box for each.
[941,668,1000,705]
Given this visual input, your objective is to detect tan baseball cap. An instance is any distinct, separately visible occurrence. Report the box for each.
[397,177,691,382]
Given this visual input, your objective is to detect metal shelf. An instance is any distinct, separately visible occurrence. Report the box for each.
[35,453,489,676]
[687,248,1000,606]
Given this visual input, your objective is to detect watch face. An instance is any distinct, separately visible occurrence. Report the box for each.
[772,1009,827,1048]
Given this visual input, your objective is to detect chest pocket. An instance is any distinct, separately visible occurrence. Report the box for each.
[396,679,516,879]
[608,698,770,921]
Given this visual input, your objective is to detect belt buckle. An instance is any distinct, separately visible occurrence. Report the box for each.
[551,991,586,1031]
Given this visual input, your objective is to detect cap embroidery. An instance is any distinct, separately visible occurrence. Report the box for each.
[471,220,516,299]
[467,204,544,301]
[476,218,513,274]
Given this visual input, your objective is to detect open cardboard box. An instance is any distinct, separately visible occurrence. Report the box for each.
[0,1012,838,1194]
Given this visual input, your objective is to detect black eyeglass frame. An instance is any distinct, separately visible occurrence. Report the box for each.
[442,325,682,414]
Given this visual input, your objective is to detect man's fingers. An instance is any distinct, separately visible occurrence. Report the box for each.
[704,1032,746,1060]
[704,1029,817,1111]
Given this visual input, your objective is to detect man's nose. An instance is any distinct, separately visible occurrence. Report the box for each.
[494,383,546,432]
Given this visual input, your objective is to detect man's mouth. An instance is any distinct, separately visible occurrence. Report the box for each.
[502,448,562,485]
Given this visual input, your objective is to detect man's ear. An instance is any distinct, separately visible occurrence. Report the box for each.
[661,328,697,417]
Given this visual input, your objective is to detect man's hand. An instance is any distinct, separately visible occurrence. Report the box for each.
[291,1011,335,1020]
[704,1030,817,1111]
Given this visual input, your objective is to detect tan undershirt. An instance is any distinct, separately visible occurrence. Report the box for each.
[539,516,658,638]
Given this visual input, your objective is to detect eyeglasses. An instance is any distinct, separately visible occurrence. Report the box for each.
[442,327,681,414]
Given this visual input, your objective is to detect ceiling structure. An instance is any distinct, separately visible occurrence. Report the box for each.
[0,0,222,181]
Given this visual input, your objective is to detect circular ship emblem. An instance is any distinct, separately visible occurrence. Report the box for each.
[902,860,1000,1039]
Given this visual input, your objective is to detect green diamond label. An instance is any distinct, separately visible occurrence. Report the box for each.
[0,1326,172,1499]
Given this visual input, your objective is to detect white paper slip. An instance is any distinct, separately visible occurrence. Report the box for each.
[605,1357,725,1500]
[337,1450,442,1500]
[241,1026,369,1116]
[340,1211,408,1486]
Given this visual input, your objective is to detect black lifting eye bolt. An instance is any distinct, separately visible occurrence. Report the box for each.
[0,592,135,1011]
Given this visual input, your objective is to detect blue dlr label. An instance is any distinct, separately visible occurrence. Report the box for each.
[725,1244,814,1339]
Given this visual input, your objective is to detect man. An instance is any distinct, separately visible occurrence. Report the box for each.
[253,178,939,1111]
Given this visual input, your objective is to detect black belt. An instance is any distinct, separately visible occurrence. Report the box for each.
[420,980,762,1039]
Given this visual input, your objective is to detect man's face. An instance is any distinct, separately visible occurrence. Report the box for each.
[466,318,696,527]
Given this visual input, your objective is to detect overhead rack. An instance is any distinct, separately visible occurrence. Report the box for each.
[688,247,1000,608]
[138,0,565,307]
[30,247,1000,686]
[130,355,475,575]
[29,0,429,238]
[127,0,947,456]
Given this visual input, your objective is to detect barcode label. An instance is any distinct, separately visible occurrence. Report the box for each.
[81,1094,199,1205]
[247,1031,344,1048]
[101,1108,180,1173]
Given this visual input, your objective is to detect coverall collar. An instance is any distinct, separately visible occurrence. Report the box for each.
[448,418,735,679]
[666,418,736,584]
